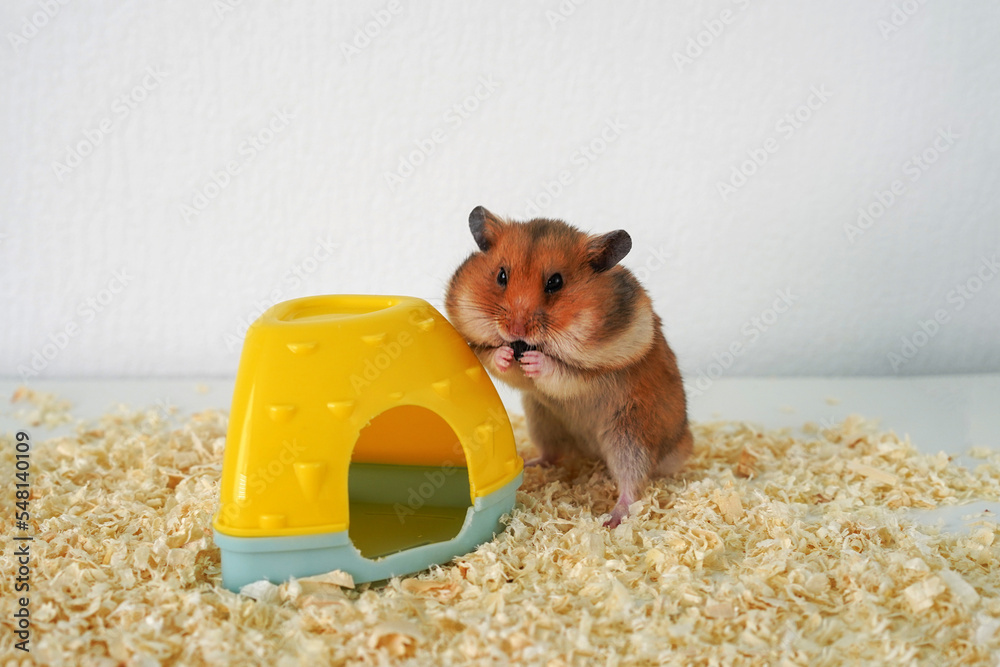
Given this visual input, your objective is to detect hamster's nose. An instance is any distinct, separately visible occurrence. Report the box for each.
[508,319,526,338]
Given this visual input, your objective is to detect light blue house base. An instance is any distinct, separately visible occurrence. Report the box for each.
[214,472,522,592]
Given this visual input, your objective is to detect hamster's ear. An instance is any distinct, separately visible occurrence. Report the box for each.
[469,206,501,252]
[587,230,632,272]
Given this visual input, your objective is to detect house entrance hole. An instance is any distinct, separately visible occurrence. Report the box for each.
[347,405,471,559]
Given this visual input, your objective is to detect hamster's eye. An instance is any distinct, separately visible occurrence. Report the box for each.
[497,267,508,287]
[545,273,563,294]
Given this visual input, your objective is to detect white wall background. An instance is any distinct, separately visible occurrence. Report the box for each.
[3,0,999,385]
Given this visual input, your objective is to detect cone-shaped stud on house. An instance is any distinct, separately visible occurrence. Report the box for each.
[327,400,356,420]
[268,404,297,423]
[361,333,386,346]
[432,379,451,398]
[293,462,327,500]
[287,341,319,355]
[258,514,287,529]
[465,365,482,381]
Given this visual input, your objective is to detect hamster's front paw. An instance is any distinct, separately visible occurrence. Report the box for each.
[493,345,515,372]
[519,350,553,379]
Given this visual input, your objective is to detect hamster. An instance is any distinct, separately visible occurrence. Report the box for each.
[445,206,692,527]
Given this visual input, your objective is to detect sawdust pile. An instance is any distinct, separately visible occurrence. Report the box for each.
[1,389,999,666]
[10,387,75,429]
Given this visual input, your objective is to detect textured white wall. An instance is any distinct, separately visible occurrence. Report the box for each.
[3,0,999,385]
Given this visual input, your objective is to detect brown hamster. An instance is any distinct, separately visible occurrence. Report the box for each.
[445,206,692,527]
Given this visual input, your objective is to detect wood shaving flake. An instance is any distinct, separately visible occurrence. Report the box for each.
[735,446,758,479]
[712,487,744,524]
[400,578,460,601]
[704,601,737,619]
[846,459,900,486]
[1,396,1000,666]
[368,620,424,657]
[903,576,946,613]
[939,568,980,609]
[297,569,355,591]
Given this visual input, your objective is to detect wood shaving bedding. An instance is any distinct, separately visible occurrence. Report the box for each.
[9,387,76,429]
[1,392,999,666]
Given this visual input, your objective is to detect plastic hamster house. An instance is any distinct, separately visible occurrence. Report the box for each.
[213,295,524,591]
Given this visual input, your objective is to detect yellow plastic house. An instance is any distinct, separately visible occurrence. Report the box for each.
[213,295,523,591]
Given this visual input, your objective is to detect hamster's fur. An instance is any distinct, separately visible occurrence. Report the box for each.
[445,206,692,527]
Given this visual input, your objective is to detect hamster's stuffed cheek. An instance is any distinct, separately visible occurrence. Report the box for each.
[544,310,592,362]
[563,308,595,339]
